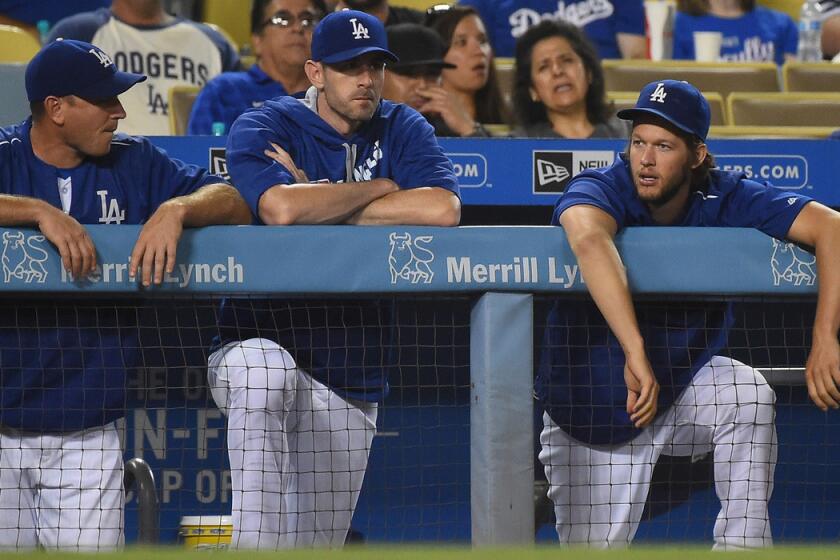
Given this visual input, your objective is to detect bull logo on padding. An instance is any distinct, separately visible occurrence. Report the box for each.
[2,231,48,283]
[388,232,434,284]
[771,238,816,286]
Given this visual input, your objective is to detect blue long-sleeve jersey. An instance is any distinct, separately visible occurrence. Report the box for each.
[0,119,225,432]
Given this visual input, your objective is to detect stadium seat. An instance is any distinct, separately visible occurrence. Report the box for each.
[168,85,201,135]
[0,63,29,127]
[0,24,40,63]
[708,125,836,138]
[782,61,840,92]
[607,90,728,126]
[758,0,801,21]
[602,60,780,98]
[240,54,256,69]
[201,0,249,54]
[203,21,240,59]
[484,123,512,136]
[727,92,840,126]
[495,57,515,108]
[391,0,440,8]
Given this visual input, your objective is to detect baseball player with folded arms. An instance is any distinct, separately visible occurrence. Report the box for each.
[208,9,460,549]
[537,79,840,549]
[0,40,250,550]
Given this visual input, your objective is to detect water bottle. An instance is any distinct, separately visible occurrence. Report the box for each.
[211,122,225,136]
[36,20,50,45]
[797,0,823,62]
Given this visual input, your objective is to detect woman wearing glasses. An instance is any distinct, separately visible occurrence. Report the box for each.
[425,4,511,136]
[512,20,627,139]
[187,0,326,135]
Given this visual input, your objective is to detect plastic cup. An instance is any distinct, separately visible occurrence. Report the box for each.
[693,31,723,62]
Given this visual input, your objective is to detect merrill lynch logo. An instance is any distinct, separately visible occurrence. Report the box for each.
[771,239,815,286]
[2,232,48,283]
[388,232,434,284]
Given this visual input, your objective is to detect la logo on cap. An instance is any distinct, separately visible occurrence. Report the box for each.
[350,17,369,39]
[650,82,667,103]
[89,48,113,67]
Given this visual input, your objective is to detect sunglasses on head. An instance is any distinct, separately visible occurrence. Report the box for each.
[423,3,453,26]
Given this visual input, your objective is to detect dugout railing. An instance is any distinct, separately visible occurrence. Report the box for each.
[0,225,834,545]
[124,458,158,544]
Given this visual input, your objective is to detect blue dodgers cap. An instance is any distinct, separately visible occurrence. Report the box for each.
[311,9,398,65]
[617,80,711,141]
[26,39,146,102]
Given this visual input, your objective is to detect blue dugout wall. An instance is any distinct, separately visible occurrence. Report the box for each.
[1,135,837,544]
[151,136,840,208]
[0,224,835,544]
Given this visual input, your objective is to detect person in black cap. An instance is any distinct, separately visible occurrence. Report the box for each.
[334,0,424,27]
[208,9,460,550]
[0,39,250,551]
[537,79,840,549]
[383,23,488,136]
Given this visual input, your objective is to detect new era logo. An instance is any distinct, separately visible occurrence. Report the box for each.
[538,159,570,186]
[533,151,572,193]
[532,150,615,195]
[350,18,370,39]
[209,147,230,182]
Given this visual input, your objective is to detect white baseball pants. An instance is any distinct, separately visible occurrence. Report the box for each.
[0,422,124,550]
[539,356,777,550]
[208,338,377,549]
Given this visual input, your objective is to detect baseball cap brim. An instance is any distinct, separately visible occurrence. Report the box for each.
[320,45,399,65]
[617,107,701,139]
[72,70,147,101]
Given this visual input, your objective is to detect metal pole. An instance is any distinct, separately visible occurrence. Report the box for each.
[124,457,159,544]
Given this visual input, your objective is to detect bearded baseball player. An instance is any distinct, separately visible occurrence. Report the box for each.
[0,39,250,550]
[207,9,460,549]
[537,80,840,549]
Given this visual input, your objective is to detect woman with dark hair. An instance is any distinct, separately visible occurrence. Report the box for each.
[513,19,627,139]
[424,4,511,136]
[673,0,797,65]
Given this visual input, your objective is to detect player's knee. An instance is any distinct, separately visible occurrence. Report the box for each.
[725,365,775,406]
[222,339,298,412]
[754,377,776,408]
[724,367,776,426]
[223,340,296,388]
[740,367,776,407]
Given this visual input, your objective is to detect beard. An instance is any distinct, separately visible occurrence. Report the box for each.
[343,0,386,9]
[324,87,380,127]
[635,164,691,208]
